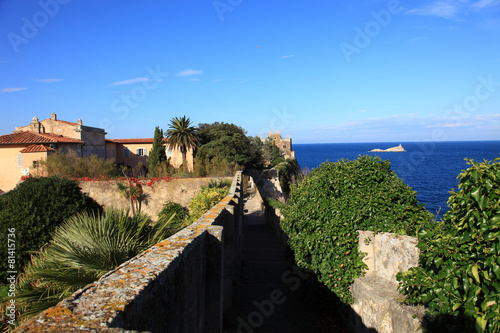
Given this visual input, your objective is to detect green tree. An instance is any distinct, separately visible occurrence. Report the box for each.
[281,156,433,303]
[165,116,199,166]
[0,177,102,282]
[196,122,263,169]
[398,157,500,332]
[147,126,167,171]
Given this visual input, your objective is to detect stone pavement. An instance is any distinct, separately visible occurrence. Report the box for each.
[223,193,351,333]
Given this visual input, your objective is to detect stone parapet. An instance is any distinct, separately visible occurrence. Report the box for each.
[14,172,243,333]
[349,231,425,333]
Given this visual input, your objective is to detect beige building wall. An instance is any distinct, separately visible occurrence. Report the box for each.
[166,146,194,171]
[0,146,49,192]
[118,142,152,170]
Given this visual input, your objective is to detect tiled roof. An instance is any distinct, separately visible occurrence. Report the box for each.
[0,131,83,145]
[108,138,155,144]
[20,144,56,153]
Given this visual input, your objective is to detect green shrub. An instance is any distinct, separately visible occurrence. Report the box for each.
[157,201,188,236]
[41,151,121,179]
[0,177,102,281]
[397,157,500,332]
[281,155,433,303]
[188,187,229,222]
[14,207,178,322]
[275,158,301,199]
[201,178,232,190]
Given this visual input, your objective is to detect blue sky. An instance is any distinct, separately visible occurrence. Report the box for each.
[0,0,499,143]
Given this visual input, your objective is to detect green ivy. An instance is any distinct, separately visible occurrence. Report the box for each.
[398,157,500,333]
[281,155,433,303]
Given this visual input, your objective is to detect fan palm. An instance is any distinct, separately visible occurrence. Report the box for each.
[15,207,179,320]
[165,116,199,166]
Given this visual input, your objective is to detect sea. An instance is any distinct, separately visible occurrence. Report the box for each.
[293,141,500,219]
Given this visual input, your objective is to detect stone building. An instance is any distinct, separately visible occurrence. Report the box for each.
[260,131,295,160]
[0,113,192,192]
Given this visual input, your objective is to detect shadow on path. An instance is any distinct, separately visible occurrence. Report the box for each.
[223,193,353,333]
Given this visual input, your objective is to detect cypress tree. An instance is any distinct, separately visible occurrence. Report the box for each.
[147,126,167,169]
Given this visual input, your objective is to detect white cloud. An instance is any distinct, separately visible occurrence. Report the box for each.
[471,0,500,10]
[1,87,26,93]
[475,114,500,120]
[177,69,203,77]
[407,0,499,19]
[187,78,201,82]
[282,54,295,59]
[33,78,64,83]
[407,1,463,19]
[111,77,153,86]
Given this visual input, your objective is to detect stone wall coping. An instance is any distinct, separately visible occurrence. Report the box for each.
[14,172,242,332]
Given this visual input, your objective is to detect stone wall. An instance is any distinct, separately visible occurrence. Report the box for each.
[14,172,243,333]
[349,231,425,333]
[246,169,285,203]
[79,177,233,221]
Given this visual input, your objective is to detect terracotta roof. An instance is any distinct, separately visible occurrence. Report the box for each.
[0,131,83,145]
[20,144,56,153]
[108,138,155,144]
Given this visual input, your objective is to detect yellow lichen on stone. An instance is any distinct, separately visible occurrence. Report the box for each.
[44,306,72,318]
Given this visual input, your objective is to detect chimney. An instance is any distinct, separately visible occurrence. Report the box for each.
[30,116,41,133]
[50,112,57,121]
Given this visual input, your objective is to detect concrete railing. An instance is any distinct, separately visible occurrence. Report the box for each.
[349,231,426,333]
[14,171,244,333]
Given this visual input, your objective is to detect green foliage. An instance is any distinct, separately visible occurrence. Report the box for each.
[41,151,121,178]
[196,122,263,169]
[165,115,199,163]
[147,126,168,172]
[263,138,284,167]
[202,178,232,190]
[13,207,177,321]
[397,157,500,333]
[188,187,229,222]
[193,155,241,177]
[281,155,433,303]
[157,201,187,231]
[0,177,102,282]
[275,158,301,199]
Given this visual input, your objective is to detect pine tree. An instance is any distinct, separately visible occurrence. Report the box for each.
[147,126,167,170]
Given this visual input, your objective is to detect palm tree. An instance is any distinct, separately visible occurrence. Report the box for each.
[14,207,179,320]
[165,116,199,167]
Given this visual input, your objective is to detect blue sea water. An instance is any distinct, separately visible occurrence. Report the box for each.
[293,141,500,219]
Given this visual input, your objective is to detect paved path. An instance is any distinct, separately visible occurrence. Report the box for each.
[223,192,351,333]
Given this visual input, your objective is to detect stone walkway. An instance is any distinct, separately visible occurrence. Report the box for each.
[223,192,351,333]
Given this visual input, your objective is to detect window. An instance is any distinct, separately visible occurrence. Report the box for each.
[32,161,39,169]
[91,147,95,155]
[112,148,115,158]
[282,144,287,149]
[136,148,146,156]
[106,148,110,159]
[124,147,130,158]
[83,147,89,157]
[18,154,22,168]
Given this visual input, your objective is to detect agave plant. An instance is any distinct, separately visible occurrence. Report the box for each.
[15,207,177,320]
